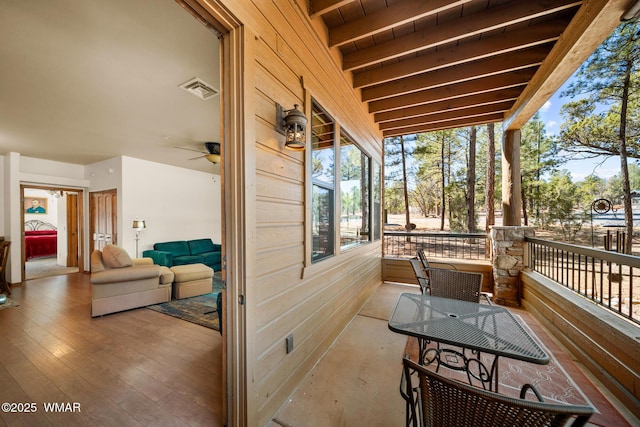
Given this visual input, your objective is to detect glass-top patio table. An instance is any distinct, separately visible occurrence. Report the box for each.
[388,293,549,391]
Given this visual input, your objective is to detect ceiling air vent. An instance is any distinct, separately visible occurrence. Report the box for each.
[179,77,219,100]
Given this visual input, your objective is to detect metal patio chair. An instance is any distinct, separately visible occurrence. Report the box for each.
[410,254,458,294]
[409,258,431,294]
[416,250,457,272]
[428,268,489,304]
[410,258,489,304]
[401,356,594,427]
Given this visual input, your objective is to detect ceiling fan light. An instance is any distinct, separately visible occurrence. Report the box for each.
[205,141,220,155]
[205,153,221,164]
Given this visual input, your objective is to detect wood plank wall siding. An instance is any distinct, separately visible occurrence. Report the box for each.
[192,1,384,425]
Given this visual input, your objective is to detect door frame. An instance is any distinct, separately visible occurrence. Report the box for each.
[20,184,85,281]
[178,1,248,425]
[66,192,79,267]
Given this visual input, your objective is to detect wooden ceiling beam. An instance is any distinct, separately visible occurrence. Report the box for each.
[343,0,581,71]
[354,19,565,89]
[374,89,521,123]
[504,0,629,130]
[368,69,535,113]
[308,0,354,19]
[382,114,504,137]
[379,101,514,131]
[361,44,550,102]
[328,0,471,47]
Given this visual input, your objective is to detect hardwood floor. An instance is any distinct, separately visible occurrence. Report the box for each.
[0,273,223,426]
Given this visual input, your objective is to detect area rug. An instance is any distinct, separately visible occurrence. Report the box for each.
[146,272,224,331]
[0,297,19,310]
[147,291,220,330]
[404,310,632,427]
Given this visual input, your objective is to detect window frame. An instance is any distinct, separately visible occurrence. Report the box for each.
[310,101,337,263]
[338,129,371,251]
[306,98,380,267]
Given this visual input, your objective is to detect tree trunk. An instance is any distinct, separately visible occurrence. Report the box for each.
[440,134,446,231]
[467,126,476,232]
[485,123,495,232]
[620,60,633,254]
[360,154,368,234]
[521,176,528,226]
[535,125,542,219]
[400,136,412,233]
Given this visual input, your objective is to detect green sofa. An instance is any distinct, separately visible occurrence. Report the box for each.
[143,238,222,271]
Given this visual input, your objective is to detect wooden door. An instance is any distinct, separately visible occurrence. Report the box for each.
[90,189,117,253]
[66,193,79,267]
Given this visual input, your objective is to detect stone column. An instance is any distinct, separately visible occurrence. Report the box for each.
[489,226,535,307]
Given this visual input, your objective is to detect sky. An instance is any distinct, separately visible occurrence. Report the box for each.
[535,80,622,182]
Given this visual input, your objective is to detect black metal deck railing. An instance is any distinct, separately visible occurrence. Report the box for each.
[527,237,640,325]
[383,231,489,260]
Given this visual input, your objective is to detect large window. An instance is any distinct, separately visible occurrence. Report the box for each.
[311,103,335,262]
[311,100,379,263]
[340,132,370,249]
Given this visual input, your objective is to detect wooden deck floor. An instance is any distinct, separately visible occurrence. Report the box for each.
[0,273,223,426]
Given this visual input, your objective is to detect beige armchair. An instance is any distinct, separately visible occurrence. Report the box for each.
[90,245,173,317]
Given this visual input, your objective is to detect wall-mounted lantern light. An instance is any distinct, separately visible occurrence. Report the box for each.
[276,103,307,151]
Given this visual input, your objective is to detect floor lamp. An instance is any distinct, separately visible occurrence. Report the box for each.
[133,219,146,258]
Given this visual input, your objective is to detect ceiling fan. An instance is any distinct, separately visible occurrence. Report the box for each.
[176,142,221,164]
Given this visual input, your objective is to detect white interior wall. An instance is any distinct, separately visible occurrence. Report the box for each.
[57,192,68,266]
[21,157,86,180]
[121,156,221,258]
[4,153,22,282]
[86,158,123,192]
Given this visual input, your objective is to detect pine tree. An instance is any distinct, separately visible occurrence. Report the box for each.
[559,20,640,253]
[467,126,477,233]
[520,113,561,225]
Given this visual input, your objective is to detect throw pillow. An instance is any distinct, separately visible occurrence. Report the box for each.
[90,250,106,273]
[102,244,133,269]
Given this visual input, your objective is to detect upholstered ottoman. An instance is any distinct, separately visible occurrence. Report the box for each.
[170,263,213,299]
[158,266,174,285]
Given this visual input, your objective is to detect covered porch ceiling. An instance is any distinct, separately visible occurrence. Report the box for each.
[308,0,633,137]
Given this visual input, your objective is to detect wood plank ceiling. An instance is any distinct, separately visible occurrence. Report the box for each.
[308,0,629,138]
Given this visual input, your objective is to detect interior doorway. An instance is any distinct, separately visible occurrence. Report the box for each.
[175,1,248,424]
[177,0,247,424]
[22,185,84,281]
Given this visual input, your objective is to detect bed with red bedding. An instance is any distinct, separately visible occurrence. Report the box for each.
[25,223,58,260]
